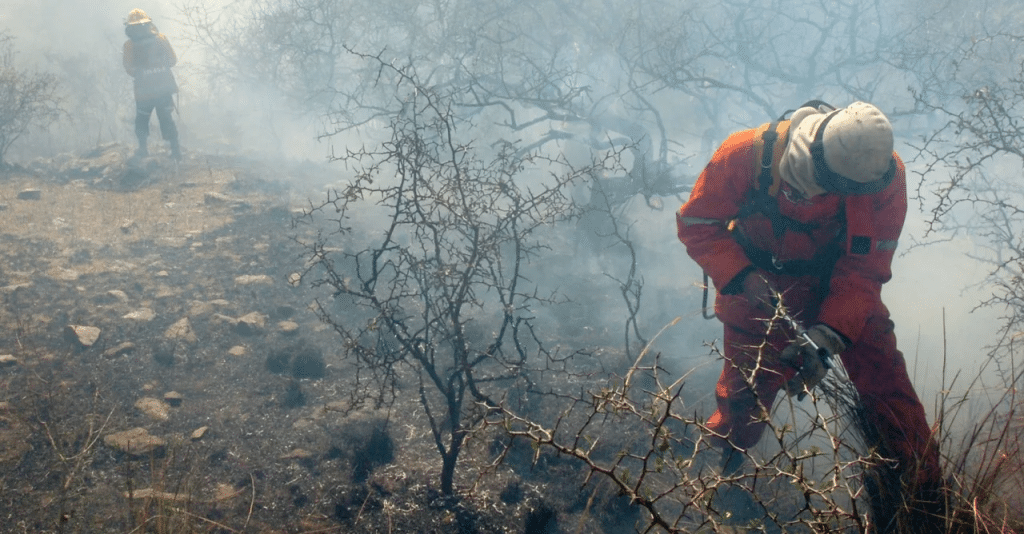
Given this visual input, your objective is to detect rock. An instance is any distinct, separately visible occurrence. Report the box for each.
[104,427,166,456]
[204,191,250,208]
[103,289,130,303]
[123,308,155,321]
[17,189,41,200]
[187,299,229,317]
[163,391,183,407]
[278,321,299,335]
[235,312,267,336]
[0,355,17,367]
[211,313,238,326]
[287,272,302,287]
[235,274,273,286]
[65,143,129,182]
[190,426,209,440]
[164,317,197,344]
[65,325,101,347]
[227,345,246,356]
[135,397,170,421]
[102,342,136,359]
[48,267,81,281]
[0,282,32,293]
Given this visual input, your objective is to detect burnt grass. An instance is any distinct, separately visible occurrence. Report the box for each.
[0,151,647,534]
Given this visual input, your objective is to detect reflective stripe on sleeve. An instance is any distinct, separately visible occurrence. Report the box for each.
[876,239,898,251]
[679,217,725,227]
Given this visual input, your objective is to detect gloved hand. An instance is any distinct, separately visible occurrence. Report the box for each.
[741,270,775,311]
[780,324,846,398]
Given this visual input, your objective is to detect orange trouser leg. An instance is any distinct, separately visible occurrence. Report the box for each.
[706,325,790,450]
[841,315,942,488]
[707,315,941,488]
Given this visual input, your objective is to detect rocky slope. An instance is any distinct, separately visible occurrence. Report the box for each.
[0,145,588,533]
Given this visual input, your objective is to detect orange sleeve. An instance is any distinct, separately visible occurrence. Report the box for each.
[676,129,758,292]
[817,153,907,342]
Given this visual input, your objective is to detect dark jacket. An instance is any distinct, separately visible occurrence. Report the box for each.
[123,24,178,101]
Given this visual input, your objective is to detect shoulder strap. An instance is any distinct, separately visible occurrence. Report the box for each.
[735,120,820,238]
[751,121,790,195]
[734,122,788,221]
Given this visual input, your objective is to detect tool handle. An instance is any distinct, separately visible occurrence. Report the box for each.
[795,336,832,401]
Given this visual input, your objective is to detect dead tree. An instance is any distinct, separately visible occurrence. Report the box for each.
[299,52,622,496]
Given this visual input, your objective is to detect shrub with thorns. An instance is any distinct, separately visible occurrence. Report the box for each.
[298,52,624,497]
[492,301,915,533]
[0,31,61,167]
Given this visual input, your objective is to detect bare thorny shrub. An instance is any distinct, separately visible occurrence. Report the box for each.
[909,28,1024,533]
[297,50,625,498]
[490,291,910,533]
[0,30,62,168]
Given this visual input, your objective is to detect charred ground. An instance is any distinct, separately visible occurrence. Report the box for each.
[0,146,639,534]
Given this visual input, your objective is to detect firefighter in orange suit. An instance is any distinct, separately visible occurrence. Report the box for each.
[123,9,180,159]
[676,102,942,531]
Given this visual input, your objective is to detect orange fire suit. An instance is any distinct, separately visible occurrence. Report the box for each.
[677,123,940,487]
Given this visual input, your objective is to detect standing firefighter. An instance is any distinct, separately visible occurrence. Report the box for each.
[677,102,943,531]
[122,9,180,160]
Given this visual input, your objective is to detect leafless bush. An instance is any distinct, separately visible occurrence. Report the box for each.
[0,31,61,167]
[910,35,1024,370]
[298,51,624,497]
[492,309,905,533]
[927,332,1024,534]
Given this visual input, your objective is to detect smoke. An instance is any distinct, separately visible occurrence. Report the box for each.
[0,0,331,162]
[0,0,1008,427]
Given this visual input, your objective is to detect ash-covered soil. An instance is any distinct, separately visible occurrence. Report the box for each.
[0,145,641,534]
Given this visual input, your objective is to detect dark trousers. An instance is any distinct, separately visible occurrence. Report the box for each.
[135,94,177,147]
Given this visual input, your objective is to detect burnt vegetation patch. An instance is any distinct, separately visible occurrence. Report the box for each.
[264,341,325,379]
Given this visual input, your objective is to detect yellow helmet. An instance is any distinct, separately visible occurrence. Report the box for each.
[125,9,152,25]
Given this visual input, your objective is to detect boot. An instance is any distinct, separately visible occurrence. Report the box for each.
[711,446,768,526]
[170,137,181,160]
[135,137,148,159]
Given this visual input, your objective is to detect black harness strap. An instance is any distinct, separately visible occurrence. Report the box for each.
[701,102,846,321]
[730,121,845,279]
[733,122,817,238]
